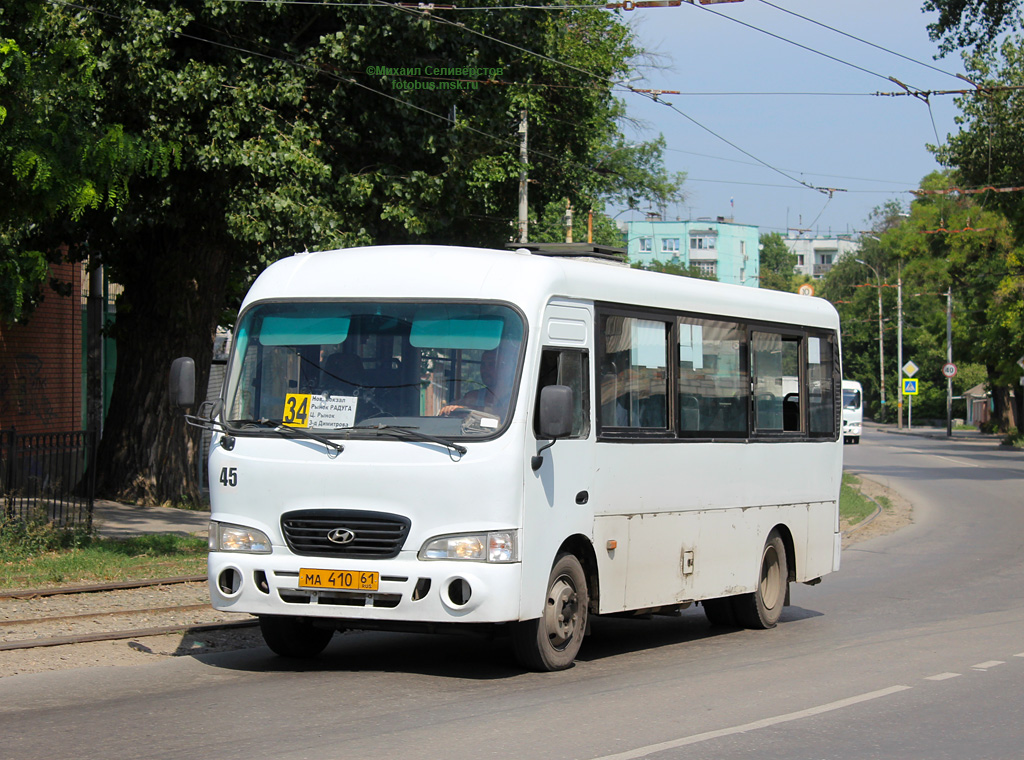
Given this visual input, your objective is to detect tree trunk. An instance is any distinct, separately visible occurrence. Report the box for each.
[93,226,234,505]
[990,384,1014,434]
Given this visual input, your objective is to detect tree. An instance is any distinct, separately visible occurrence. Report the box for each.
[933,42,1024,428]
[8,1,679,503]
[822,173,1024,429]
[924,0,1024,55]
[758,232,797,292]
[0,3,167,323]
[530,200,628,248]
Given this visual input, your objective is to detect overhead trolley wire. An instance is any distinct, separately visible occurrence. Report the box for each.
[688,1,904,87]
[753,0,966,84]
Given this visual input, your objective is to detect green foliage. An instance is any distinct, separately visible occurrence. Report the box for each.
[758,232,797,292]
[924,0,1023,55]
[530,199,627,248]
[0,3,176,323]
[840,473,885,526]
[820,169,1024,428]
[0,515,91,561]
[0,519,207,588]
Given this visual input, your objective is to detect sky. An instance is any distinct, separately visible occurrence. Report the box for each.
[611,0,970,237]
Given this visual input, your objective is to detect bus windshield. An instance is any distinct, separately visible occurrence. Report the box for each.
[842,388,861,410]
[223,301,524,438]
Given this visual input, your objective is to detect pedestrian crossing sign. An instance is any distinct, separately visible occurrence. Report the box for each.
[902,378,919,395]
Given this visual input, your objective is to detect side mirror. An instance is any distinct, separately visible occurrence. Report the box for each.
[532,385,573,472]
[169,357,196,408]
[538,384,573,439]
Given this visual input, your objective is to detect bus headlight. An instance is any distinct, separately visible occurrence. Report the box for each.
[419,531,518,563]
[209,521,273,554]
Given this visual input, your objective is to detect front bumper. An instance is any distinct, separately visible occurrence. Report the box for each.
[208,550,523,624]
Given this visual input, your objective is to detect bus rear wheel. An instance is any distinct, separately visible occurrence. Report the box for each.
[259,615,335,659]
[733,530,788,629]
[512,553,589,671]
[702,597,739,627]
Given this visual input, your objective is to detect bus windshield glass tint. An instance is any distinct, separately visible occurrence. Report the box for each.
[224,302,524,437]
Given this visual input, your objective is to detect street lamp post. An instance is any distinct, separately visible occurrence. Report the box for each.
[856,259,886,422]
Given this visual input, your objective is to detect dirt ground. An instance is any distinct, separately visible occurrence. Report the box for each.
[0,475,911,678]
[839,473,914,548]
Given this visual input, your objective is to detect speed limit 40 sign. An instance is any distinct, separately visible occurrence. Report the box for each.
[942,363,958,378]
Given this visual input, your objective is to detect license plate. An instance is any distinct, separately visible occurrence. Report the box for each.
[298,568,379,591]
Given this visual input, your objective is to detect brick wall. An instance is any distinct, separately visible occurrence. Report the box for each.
[0,261,83,434]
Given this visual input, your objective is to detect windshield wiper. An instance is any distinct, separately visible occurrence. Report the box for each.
[351,423,467,457]
[239,419,345,456]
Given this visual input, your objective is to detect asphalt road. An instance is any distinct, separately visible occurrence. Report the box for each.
[2,429,1022,760]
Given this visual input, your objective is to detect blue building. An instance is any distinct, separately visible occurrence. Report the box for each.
[626,218,760,287]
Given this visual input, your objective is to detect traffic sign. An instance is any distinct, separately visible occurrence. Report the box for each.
[798,283,814,297]
[942,362,957,378]
[902,361,918,377]
[902,378,919,395]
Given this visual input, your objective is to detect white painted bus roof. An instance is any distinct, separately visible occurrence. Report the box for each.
[242,245,840,330]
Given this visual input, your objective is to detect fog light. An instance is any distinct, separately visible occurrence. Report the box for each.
[447,578,471,606]
[218,567,242,596]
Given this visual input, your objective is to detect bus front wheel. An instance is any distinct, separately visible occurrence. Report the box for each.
[733,530,788,629]
[259,615,335,659]
[512,553,589,671]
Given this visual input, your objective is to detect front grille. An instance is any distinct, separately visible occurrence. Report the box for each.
[281,509,410,559]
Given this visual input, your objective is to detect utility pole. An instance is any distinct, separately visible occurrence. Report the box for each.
[857,259,886,422]
[897,262,903,429]
[518,109,528,244]
[946,287,953,438]
[565,199,573,243]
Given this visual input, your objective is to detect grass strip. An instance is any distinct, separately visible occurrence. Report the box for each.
[0,529,207,590]
[839,472,884,526]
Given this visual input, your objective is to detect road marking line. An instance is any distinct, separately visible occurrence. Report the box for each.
[590,685,911,760]
[1015,653,1024,658]
[932,455,980,468]
[925,673,961,681]
[972,661,1005,670]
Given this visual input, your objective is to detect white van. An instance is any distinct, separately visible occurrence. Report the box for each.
[170,245,843,671]
[842,379,863,444]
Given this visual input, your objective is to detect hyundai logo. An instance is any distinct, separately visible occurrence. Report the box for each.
[327,528,356,545]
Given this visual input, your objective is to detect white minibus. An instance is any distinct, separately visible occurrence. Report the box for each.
[171,244,843,671]
[842,379,863,444]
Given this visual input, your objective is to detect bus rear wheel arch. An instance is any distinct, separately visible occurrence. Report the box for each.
[704,528,791,630]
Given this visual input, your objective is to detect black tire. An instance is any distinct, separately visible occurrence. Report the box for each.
[259,615,335,659]
[702,596,739,627]
[733,530,788,629]
[512,553,589,671]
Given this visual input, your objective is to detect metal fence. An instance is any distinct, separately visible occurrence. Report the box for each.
[1,429,96,531]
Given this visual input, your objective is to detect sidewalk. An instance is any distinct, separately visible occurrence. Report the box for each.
[92,500,210,539]
[863,420,1002,442]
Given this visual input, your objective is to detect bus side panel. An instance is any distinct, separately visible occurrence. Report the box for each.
[595,504,835,613]
[804,500,841,579]
[591,440,841,613]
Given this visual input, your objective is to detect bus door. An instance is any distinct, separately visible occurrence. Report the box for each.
[520,302,596,618]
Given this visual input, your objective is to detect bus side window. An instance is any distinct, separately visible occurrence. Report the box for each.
[807,334,837,437]
[535,349,590,439]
